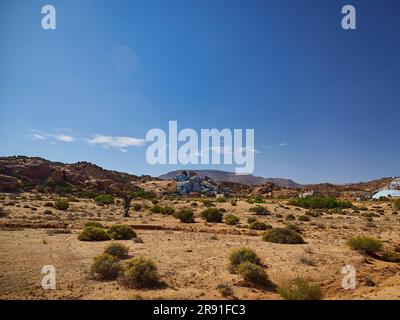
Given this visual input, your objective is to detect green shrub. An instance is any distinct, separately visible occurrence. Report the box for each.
[249,221,272,230]
[228,248,262,273]
[381,251,400,263]
[253,196,266,204]
[247,217,257,224]
[78,227,110,241]
[54,199,69,210]
[298,215,310,222]
[123,257,160,288]
[217,283,234,297]
[394,198,400,210]
[201,208,224,223]
[160,206,175,215]
[286,223,303,233]
[173,209,195,223]
[108,224,136,240]
[0,207,9,218]
[84,221,104,228]
[135,189,156,200]
[249,206,270,215]
[91,254,122,280]
[278,277,323,300]
[262,228,304,244]
[132,203,142,211]
[150,204,162,213]
[94,194,114,205]
[104,243,129,259]
[237,261,268,285]
[289,196,352,209]
[202,200,215,207]
[224,214,239,225]
[346,236,383,255]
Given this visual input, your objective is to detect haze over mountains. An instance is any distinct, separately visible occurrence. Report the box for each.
[159,170,302,188]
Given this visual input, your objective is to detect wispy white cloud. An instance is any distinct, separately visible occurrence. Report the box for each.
[31,133,46,140]
[53,134,75,142]
[278,142,288,147]
[86,134,145,152]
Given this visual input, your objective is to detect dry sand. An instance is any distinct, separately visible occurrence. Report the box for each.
[0,193,399,300]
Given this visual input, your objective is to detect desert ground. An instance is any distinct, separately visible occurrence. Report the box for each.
[0,193,399,300]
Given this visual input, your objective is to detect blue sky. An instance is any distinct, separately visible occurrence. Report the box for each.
[0,0,399,184]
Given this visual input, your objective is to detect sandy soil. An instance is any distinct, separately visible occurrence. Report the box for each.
[0,193,399,300]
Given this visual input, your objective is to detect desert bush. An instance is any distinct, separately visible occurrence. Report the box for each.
[43,209,53,215]
[228,248,262,273]
[286,214,295,221]
[132,203,142,211]
[224,214,239,225]
[54,199,69,210]
[44,202,54,207]
[150,204,162,213]
[262,228,304,244]
[160,206,175,215]
[394,198,400,210]
[289,196,352,209]
[286,223,303,233]
[247,217,257,224]
[202,200,215,207]
[173,209,195,223]
[123,257,160,288]
[230,201,237,206]
[249,206,270,215]
[135,189,157,200]
[298,215,310,222]
[217,283,234,297]
[108,224,136,240]
[78,226,110,241]
[201,208,224,223]
[91,254,122,280]
[0,207,9,218]
[104,243,129,259]
[278,277,323,300]
[190,202,198,207]
[381,251,400,263]
[237,261,268,285]
[346,236,383,255]
[84,221,104,228]
[253,196,266,203]
[249,221,272,231]
[94,194,114,205]
[216,197,226,203]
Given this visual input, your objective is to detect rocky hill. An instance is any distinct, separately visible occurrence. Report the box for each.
[0,156,392,199]
[159,170,301,188]
[0,156,154,194]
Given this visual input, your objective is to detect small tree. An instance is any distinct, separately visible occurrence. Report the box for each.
[116,185,141,217]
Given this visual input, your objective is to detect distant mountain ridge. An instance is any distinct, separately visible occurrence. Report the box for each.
[159,170,302,188]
